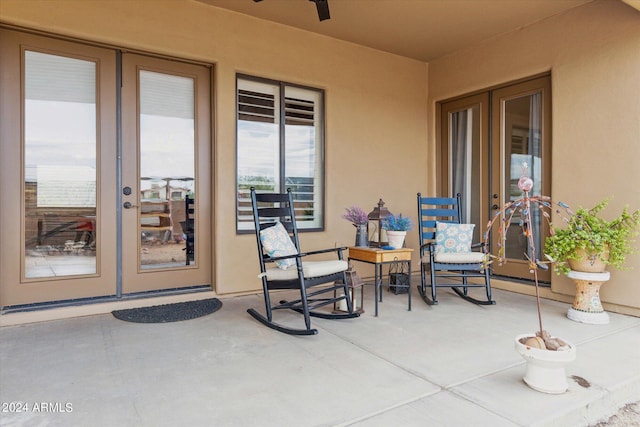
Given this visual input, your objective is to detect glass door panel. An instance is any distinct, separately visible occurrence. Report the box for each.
[23,51,98,278]
[440,93,489,244]
[138,70,196,269]
[503,94,543,260]
[491,76,551,281]
[449,105,481,241]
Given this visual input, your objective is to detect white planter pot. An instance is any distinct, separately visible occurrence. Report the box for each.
[514,334,576,394]
[386,230,406,249]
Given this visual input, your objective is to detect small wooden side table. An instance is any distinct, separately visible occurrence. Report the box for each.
[348,247,413,316]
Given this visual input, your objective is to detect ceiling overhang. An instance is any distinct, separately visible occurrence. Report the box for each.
[198,0,595,62]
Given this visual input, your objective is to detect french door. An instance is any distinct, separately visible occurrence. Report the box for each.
[120,53,211,294]
[0,29,211,307]
[440,76,551,282]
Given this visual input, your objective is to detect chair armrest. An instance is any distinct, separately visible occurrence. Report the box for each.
[266,247,346,263]
[471,242,487,251]
[299,246,347,257]
[420,242,435,252]
[264,252,302,263]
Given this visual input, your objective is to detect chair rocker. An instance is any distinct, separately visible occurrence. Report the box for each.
[248,187,359,335]
[416,193,495,306]
[179,196,195,265]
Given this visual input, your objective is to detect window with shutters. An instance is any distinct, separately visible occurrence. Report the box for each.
[236,75,324,231]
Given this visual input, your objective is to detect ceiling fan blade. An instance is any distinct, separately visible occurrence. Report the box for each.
[310,0,330,21]
[253,0,329,21]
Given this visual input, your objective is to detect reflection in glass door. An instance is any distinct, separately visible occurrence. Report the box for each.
[138,70,196,270]
[502,94,543,260]
[491,76,551,281]
[440,93,490,244]
[23,51,98,278]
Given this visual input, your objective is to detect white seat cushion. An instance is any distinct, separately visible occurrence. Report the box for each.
[264,260,348,281]
[433,252,486,263]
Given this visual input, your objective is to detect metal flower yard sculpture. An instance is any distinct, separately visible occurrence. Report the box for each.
[483,162,573,350]
[484,162,577,394]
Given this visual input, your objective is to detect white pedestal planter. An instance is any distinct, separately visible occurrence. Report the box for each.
[386,230,406,249]
[566,270,610,325]
[515,334,577,394]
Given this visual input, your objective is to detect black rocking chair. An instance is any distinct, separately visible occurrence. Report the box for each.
[179,196,195,265]
[248,187,360,335]
[416,193,495,305]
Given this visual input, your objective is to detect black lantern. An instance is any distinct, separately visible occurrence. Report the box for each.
[367,199,392,248]
[334,266,365,314]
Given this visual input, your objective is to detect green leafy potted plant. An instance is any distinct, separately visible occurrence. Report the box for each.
[544,199,640,275]
[544,198,640,325]
[382,214,413,249]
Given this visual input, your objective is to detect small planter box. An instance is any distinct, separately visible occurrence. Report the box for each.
[389,260,410,294]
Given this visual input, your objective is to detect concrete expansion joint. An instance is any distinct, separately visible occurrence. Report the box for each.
[336,391,439,427]
[574,322,640,346]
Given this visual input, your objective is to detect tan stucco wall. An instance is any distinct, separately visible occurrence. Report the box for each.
[0,1,428,294]
[428,0,640,315]
[1,0,638,316]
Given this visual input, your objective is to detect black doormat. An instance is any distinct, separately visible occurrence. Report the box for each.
[112,298,222,323]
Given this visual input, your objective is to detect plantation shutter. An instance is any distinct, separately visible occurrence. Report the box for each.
[237,76,323,231]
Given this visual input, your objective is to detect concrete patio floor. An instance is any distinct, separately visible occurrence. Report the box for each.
[1,286,639,427]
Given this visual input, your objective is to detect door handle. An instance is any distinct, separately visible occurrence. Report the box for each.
[123,201,138,209]
[492,204,499,210]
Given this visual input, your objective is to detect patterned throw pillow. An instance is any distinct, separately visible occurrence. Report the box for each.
[435,222,474,253]
[259,222,298,269]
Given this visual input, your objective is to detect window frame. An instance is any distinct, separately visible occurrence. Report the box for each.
[235,74,325,233]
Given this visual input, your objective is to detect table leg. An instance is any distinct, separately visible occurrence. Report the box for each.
[378,263,384,303]
[374,263,380,317]
[407,260,412,311]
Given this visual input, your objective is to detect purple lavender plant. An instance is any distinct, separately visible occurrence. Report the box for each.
[342,206,368,226]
